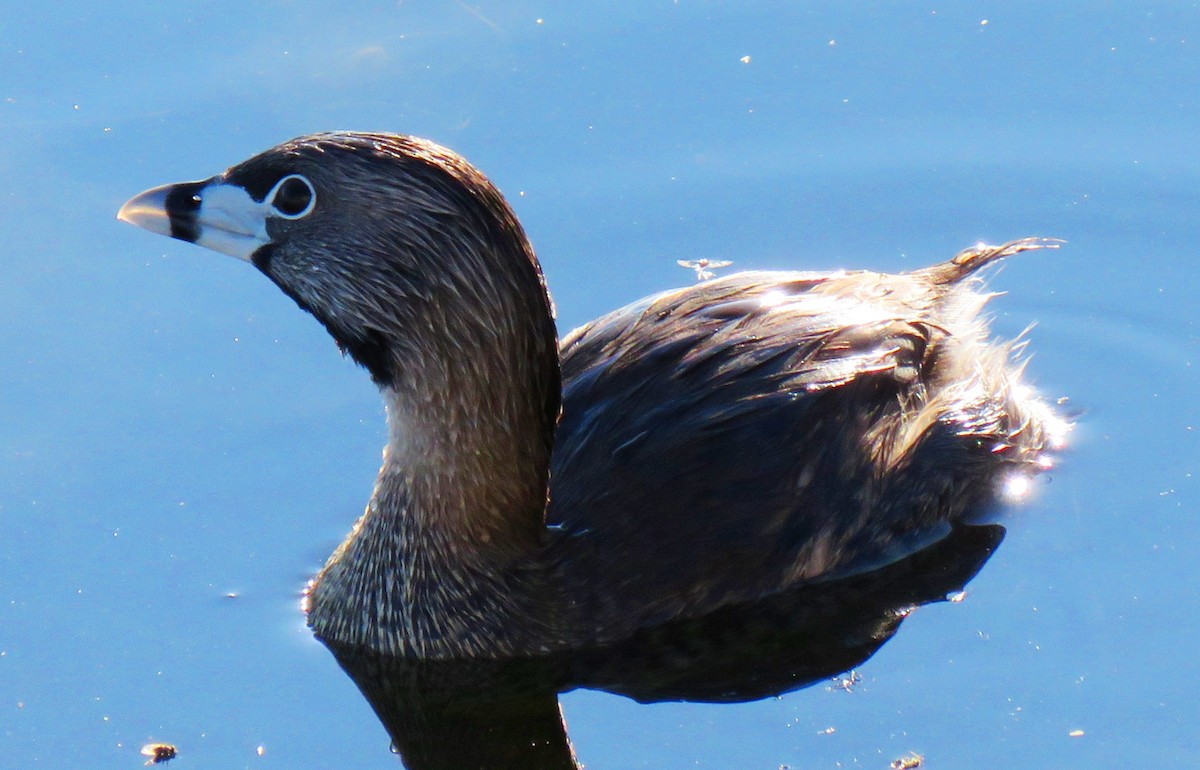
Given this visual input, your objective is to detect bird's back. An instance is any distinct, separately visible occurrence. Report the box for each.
[546,249,1059,644]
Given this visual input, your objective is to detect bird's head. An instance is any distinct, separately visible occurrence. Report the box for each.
[119,132,558,396]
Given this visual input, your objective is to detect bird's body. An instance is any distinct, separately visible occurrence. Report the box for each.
[119,132,1065,660]
[548,261,1054,647]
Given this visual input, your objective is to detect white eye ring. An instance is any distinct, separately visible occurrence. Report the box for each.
[267,174,316,219]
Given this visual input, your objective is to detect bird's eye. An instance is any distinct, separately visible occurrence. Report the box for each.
[268,174,316,219]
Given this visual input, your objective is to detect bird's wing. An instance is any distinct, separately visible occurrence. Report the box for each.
[546,270,972,638]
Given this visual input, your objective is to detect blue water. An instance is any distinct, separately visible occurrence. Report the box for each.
[3,2,1197,767]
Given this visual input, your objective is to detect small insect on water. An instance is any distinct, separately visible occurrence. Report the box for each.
[140,743,177,765]
[677,258,733,281]
[890,751,924,769]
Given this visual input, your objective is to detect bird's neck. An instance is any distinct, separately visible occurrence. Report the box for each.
[307,302,563,658]
[380,369,553,557]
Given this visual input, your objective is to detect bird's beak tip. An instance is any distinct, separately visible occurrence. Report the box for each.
[117,185,173,236]
[116,199,137,225]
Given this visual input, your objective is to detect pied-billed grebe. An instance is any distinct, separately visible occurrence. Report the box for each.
[119,132,1066,660]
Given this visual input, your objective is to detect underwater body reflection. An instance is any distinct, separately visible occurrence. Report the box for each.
[330,523,1005,769]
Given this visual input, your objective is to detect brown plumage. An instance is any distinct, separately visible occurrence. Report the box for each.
[118,132,1067,659]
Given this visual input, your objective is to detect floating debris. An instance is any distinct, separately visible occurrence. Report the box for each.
[890,751,924,769]
[816,726,837,736]
[140,743,177,765]
[1068,729,1085,738]
[827,670,862,693]
[677,258,733,281]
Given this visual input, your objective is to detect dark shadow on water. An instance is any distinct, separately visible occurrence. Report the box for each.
[327,523,1003,770]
